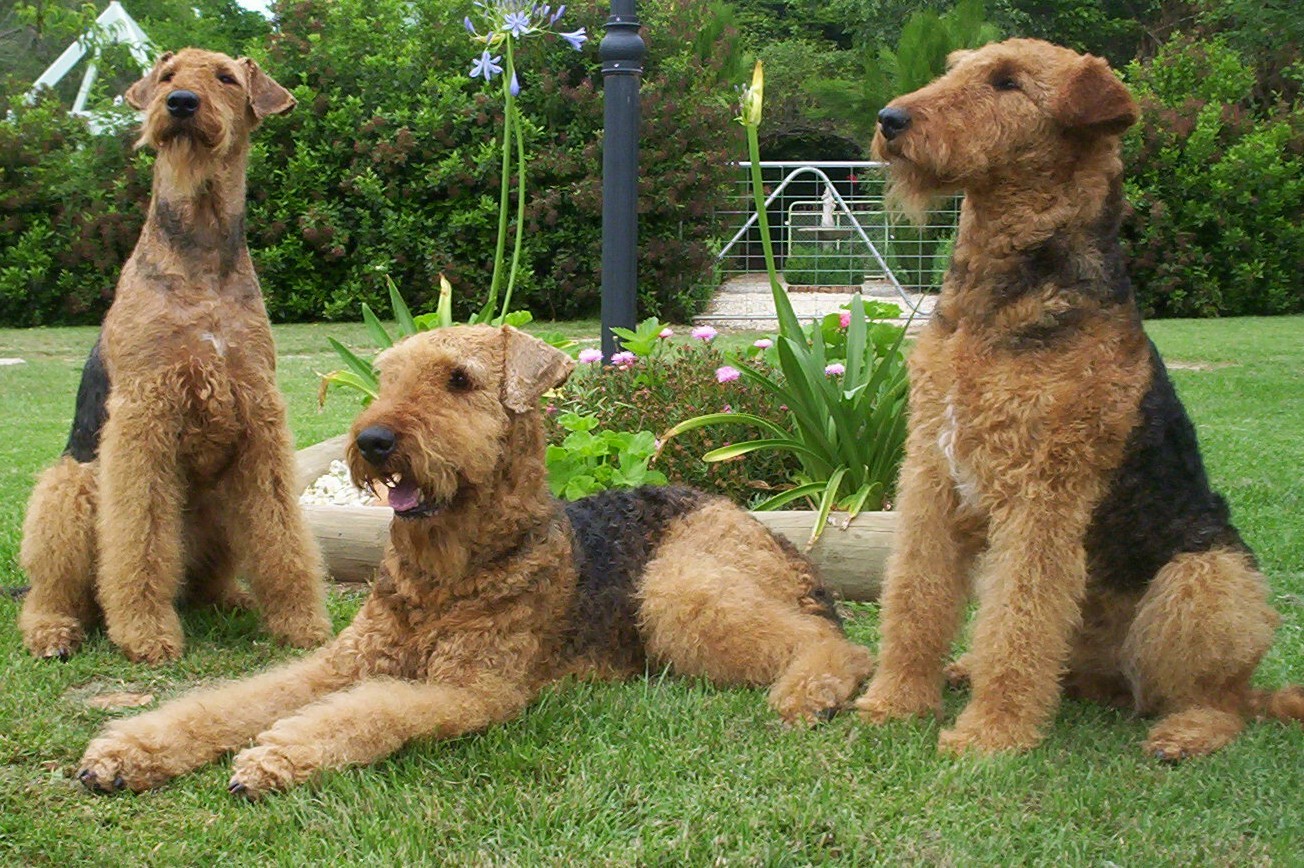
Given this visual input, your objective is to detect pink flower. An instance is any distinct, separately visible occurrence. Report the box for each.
[658,327,674,339]
[578,348,602,364]
[611,351,637,368]
[824,362,846,377]
[715,365,741,383]
[753,338,773,349]
[839,310,851,329]
[691,325,718,342]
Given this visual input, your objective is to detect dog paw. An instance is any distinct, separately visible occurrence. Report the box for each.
[228,744,312,799]
[23,620,83,660]
[854,678,941,725]
[937,716,1042,756]
[770,673,850,727]
[119,633,184,665]
[1143,710,1241,762]
[77,735,169,794]
[266,615,333,649]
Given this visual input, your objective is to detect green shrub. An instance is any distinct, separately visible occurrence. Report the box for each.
[546,340,801,506]
[0,96,146,327]
[1122,37,1304,317]
[782,240,868,287]
[0,0,740,327]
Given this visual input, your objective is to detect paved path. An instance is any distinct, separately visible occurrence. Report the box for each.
[692,273,936,333]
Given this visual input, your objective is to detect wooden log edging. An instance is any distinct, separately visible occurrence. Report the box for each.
[296,438,892,601]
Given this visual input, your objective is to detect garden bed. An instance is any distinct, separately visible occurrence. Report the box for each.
[295,435,892,601]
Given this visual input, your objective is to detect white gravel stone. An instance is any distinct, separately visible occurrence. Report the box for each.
[299,460,380,507]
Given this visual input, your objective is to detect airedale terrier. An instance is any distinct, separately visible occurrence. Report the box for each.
[854,38,1303,758]
[75,325,874,797]
[18,49,331,663]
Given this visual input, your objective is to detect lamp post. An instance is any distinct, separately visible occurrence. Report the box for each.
[598,0,645,360]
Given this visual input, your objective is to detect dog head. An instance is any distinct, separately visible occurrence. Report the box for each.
[126,48,295,156]
[872,38,1138,219]
[346,325,575,521]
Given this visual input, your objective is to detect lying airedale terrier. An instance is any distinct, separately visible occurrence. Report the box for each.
[18,49,331,663]
[854,38,1303,758]
[76,325,874,797]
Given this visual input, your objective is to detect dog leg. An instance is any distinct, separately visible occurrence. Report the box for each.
[227,677,531,798]
[78,640,360,793]
[223,390,331,647]
[95,388,188,664]
[938,503,1091,754]
[1125,548,1278,760]
[19,456,99,659]
[636,501,874,726]
[856,444,977,724]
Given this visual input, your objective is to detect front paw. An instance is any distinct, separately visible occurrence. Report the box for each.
[117,632,184,665]
[23,618,84,660]
[854,676,941,725]
[937,712,1043,756]
[78,734,170,794]
[266,614,332,649]
[228,744,312,800]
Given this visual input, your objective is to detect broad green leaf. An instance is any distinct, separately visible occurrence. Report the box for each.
[361,303,393,348]
[387,277,419,337]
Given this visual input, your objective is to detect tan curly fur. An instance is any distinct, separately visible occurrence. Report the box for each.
[18,49,330,663]
[853,38,1302,759]
[76,326,873,798]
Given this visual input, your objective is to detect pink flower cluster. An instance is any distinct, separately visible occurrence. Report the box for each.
[578,348,602,364]
[691,325,717,342]
[824,362,845,377]
[715,365,741,383]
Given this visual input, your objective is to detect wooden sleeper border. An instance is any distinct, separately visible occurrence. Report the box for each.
[296,436,892,601]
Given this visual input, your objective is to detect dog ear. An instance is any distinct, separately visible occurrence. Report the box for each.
[124,52,174,110]
[240,57,296,119]
[502,327,575,414]
[1052,54,1138,135]
[945,49,973,71]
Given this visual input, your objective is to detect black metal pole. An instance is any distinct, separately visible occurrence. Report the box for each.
[599,0,644,360]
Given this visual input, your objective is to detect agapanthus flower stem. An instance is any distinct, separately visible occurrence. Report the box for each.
[485,66,515,318]
[500,39,528,322]
[746,125,800,338]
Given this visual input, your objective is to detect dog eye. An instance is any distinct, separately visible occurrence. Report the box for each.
[448,368,473,391]
[217,73,238,85]
[160,72,174,83]
[992,75,1020,92]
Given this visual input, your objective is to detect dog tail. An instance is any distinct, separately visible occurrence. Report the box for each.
[1248,686,1304,722]
[63,335,110,463]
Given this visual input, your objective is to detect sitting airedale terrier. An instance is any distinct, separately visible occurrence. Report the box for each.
[18,49,331,663]
[76,325,874,797]
[854,38,1303,758]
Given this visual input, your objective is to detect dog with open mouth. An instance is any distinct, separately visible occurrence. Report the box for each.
[76,325,873,798]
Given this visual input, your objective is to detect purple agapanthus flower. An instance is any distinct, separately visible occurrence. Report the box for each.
[503,9,531,37]
[470,50,504,80]
[509,70,521,96]
[560,27,586,50]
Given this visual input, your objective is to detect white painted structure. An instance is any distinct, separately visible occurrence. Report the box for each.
[27,2,153,130]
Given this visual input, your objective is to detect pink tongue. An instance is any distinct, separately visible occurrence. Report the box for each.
[388,479,423,513]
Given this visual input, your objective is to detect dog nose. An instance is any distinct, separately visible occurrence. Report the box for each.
[356,426,397,466]
[166,90,200,119]
[878,106,911,140]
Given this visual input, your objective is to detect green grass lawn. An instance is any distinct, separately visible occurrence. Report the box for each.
[1,317,1301,864]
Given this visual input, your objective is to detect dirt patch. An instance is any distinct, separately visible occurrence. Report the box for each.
[64,682,156,711]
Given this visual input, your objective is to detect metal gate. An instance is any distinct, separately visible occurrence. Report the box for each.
[713,161,960,318]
